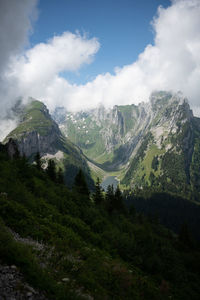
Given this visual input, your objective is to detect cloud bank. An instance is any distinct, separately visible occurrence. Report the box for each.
[0,0,38,139]
[0,0,37,74]
[0,0,200,140]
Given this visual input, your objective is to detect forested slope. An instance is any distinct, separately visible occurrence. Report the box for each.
[0,143,200,299]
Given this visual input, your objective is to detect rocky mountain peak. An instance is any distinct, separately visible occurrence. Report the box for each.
[4,99,63,158]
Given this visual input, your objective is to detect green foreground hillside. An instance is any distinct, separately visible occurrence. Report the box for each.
[1,143,200,299]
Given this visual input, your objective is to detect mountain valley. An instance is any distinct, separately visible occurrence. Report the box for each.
[53,91,200,198]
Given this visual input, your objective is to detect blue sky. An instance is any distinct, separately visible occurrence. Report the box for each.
[31,0,171,84]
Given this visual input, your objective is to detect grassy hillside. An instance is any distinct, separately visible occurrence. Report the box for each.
[0,144,200,299]
[122,116,200,200]
[6,100,55,137]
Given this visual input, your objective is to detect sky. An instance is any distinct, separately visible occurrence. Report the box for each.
[31,0,170,84]
[0,0,200,138]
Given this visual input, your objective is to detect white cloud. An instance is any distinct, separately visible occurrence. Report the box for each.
[15,32,99,92]
[59,0,200,112]
[6,31,100,112]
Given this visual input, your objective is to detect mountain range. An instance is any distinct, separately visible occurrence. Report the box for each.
[3,90,200,199]
[53,91,200,199]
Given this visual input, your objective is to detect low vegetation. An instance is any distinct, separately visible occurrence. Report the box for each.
[0,143,200,299]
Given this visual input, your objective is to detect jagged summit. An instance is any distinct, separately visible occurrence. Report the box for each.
[52,91,200,196]
[52,91,193,162]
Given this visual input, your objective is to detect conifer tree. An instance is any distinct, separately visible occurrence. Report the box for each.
[93,177,104,206]
[114,185,126,213]
[46,159,56,181]
[106,184,115,214]
[35,151,42,170]
[74,169,89,196]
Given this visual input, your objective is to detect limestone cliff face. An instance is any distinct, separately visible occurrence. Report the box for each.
[15,127,61,157]
[53,91,200,193]
[53,91,194,167]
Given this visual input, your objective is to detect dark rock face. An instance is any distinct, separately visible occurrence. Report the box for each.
[0,264,47,300]
[15,126,62,158]
[5,138,19,158]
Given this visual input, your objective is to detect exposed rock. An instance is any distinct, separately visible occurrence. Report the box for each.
[0,263,47,300]
[62,278,70,283]
[5,138,19,158]
[14,127,61,158]
[7,228,45,252]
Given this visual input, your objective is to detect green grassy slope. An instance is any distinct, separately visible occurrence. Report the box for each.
[6,100,55,137]
[0,144,200,299]
[123,114,200,199]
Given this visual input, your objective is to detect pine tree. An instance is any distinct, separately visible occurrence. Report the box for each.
[74,169,89,196]
[106,184,115,214]
[93,177,104,206]
[114,185,126,213]
[35,151,42,170]
[46,159,56,181]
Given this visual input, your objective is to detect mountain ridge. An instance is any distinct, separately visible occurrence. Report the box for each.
[53,91,200,197]
[3,91,200,197]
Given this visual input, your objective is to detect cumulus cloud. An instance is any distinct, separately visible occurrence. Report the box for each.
[13,31,100,104]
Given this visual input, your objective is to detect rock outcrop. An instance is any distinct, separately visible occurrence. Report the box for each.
[0,264,47,300]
